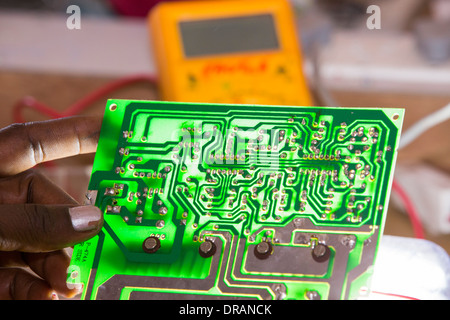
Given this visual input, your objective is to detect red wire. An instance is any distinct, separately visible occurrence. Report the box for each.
[391,178,426,239]
[62,74,157,117]
[371,290,420,300]
[12,74,157,171]
[13,96,62,123]
[13,74,158,123]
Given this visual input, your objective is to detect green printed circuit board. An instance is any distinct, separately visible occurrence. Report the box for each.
[67,100,404,300]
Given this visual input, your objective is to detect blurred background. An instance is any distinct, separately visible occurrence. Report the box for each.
[0,0,449,279]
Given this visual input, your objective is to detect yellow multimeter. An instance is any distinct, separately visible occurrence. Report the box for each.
[148,0,312,106]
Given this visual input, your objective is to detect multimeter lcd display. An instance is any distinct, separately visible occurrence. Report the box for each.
[179,14,279,58]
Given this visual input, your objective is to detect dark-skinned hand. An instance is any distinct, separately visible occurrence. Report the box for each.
[0,116,103,300]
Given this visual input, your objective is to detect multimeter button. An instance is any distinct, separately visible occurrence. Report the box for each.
[187,74,197,83]
[236,95,265,104]
[222,82,231,90]
[276,65,287,74]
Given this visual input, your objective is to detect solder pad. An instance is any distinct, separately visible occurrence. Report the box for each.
[67,100,404,300]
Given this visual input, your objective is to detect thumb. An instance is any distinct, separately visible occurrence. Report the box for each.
[0,204,103,252]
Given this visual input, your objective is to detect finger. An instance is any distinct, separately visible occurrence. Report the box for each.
[0,169,78,205]
[0,250,80,298]
[23,250,81,298]
[0,251,28,268]
[0,116,102,177]
[0,204,103,252]
[0,267,57,300]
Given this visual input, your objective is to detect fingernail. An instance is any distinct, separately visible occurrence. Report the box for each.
[69,205,102,232]
[51,291,59,300]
